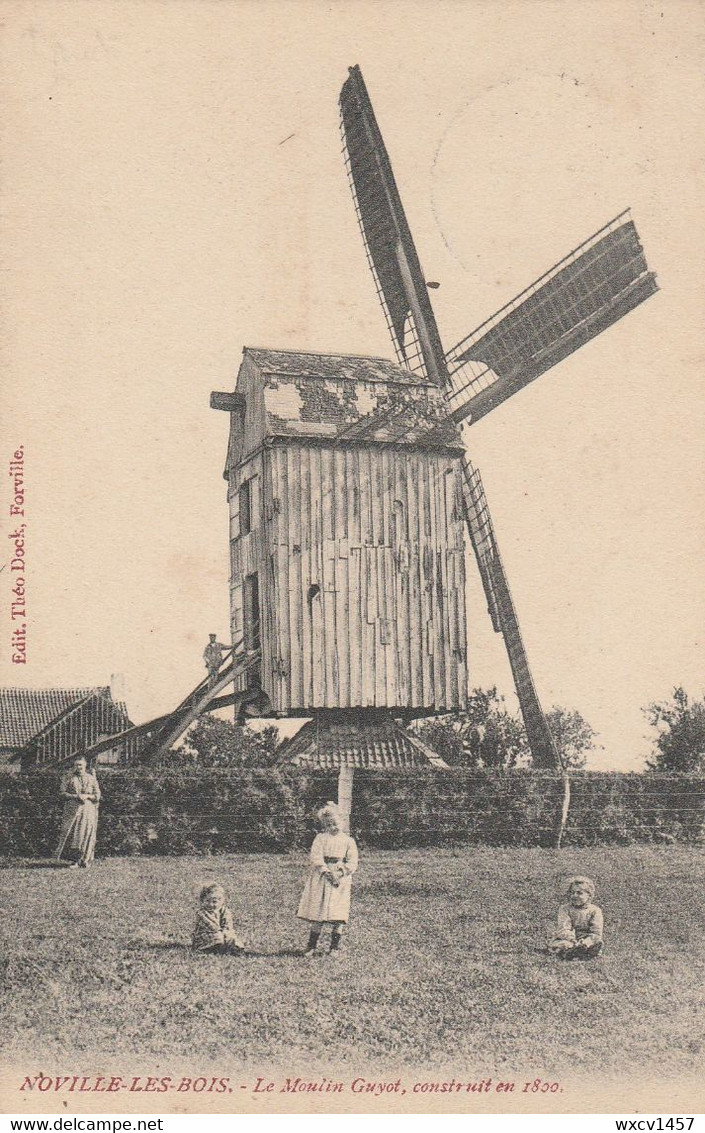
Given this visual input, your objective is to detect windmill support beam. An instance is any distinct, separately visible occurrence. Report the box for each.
[36,645,260,770]
[337,766,354,833]
[138,649,259,764]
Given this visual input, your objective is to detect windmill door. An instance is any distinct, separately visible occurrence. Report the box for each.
[243,571,261,688]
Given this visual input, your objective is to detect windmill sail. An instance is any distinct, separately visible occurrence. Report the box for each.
[339,65,448,386]
[340,64,561,770]
[460,458,560,769]
[445,212,658,424]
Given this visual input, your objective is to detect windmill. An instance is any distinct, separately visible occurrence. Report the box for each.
[27,65,657,796]
[205,63,659,820]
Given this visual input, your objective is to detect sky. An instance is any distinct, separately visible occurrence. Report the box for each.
[1,0,703,770]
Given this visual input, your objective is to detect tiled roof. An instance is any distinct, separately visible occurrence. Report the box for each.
[0,687,110,748]
[277,717,449,770]
[245,347,462,450]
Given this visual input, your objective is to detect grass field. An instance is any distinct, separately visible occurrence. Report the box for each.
[1,846,704,1077]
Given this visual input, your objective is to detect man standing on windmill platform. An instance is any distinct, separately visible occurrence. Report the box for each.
[203,634,228,688]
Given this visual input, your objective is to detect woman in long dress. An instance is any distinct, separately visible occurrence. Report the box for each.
[54,756,101,868]
[297,802,358,957]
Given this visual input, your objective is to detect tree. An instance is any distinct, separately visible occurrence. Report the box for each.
[644,687,705,773]
[171,716,280,768]
[413,688,598,769]
[545,706,599,770]
[412,687,530,769]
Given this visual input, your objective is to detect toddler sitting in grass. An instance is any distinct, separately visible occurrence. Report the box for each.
[548,875,603,960]
[192,883,245,954]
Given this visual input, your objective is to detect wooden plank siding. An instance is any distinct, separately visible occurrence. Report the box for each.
[227,438,467,714]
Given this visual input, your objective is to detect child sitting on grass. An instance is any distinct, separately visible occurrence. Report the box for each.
[548,875,603,960]
[192,883,245,954]
[297,802,358,958]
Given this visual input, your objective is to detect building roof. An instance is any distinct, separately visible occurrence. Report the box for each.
[242,347,463,451]
[277,717,449,770]
[0,687,115,749]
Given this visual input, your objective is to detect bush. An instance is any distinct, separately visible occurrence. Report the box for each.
[1,767,703,858]
[171,718,280,768]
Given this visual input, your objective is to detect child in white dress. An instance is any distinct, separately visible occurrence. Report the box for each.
[548,875,603,960]
[297,803,358,957]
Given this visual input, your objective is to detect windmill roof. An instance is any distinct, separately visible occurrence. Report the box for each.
[242,347,462,450]
[0,687,126,750]
[244,347,429,386]
[277,717,449,770]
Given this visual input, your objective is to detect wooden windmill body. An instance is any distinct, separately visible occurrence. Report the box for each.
[213,348,469,804]
[212,65,658,813]
[221,347,468,718]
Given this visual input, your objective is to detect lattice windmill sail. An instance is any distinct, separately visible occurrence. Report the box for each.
[339,64,658,769]
[444,213,658,424]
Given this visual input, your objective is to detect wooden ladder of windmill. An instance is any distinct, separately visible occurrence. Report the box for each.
[43,640,261,769]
